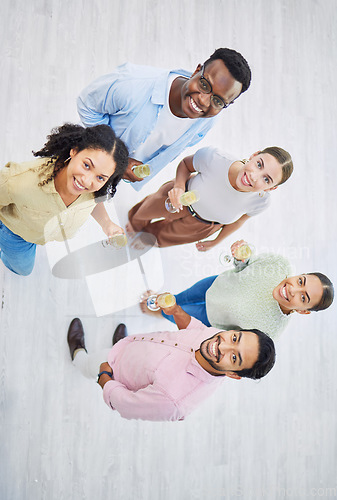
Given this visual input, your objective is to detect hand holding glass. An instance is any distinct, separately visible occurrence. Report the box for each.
[123,164,152,183]
[165,190,200,213]
[132,164,151,179]
[219,242,254,266]
[102,233,128,249]
[146,292,176,311]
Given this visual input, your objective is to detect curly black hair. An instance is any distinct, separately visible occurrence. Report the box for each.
[34,123,129,200]
[204,48,252,95]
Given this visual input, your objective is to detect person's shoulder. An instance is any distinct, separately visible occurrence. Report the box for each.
[213,148,236,163]
[2,157,51,176]
[273,253,293,274]
[117,62,169,79]
[194,146,234,163]
[170,68,192,78]
[251,253,292,273]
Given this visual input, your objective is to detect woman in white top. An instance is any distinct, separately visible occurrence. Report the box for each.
[127,145,293,248]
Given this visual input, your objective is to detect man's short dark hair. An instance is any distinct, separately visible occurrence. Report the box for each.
[204,48,252,95]
[235,329,275,379]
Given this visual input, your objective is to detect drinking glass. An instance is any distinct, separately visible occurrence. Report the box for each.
[132,164,151,179]
[102,233,128,249]
[219,242,254,266]
[123,164,151,183]
[146,292,176,311]
[165,190,200,213]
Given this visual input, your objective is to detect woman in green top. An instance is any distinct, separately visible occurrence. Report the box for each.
[156,240,334,339]
[0,123,128,276]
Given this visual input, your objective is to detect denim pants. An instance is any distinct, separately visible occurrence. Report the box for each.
[162,275,218,326]
[0,221,37,276]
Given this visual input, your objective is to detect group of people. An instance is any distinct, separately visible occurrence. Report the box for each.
[0,48,334,421]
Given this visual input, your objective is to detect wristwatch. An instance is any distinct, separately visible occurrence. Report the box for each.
[97,370,113,383]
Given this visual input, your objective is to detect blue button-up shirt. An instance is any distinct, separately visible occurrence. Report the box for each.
[77,63,219,190]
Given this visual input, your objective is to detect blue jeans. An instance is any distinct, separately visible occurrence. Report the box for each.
[162,275,217,326]
[0,221,36,276]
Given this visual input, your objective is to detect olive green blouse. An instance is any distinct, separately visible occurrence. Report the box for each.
[0,158,95,245]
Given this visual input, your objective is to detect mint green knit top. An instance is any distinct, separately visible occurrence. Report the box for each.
[206,253,293,340]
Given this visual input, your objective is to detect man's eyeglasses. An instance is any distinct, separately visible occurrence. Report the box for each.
[197,65,233,110]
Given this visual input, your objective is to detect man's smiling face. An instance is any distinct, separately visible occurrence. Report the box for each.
[179,59,242,119]
[196,330,259,377]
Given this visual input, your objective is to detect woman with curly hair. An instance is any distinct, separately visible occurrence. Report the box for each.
[0,123,128,276]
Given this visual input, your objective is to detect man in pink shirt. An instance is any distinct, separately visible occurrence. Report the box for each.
[67,303,275,422]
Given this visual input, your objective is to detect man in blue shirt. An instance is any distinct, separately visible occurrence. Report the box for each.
[77,48,251,190]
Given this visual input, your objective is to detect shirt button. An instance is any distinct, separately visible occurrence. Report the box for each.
[161,340,164,343]
[133,337,136,340]
[151,338,154,340]
[175,343,178,346]
[191,348,194,352]
[142,337,144,340]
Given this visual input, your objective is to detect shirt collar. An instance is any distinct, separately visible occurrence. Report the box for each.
[39,161,95,204]
[151,68,192,105]
[38,160,58,194]
[187,355,226,383]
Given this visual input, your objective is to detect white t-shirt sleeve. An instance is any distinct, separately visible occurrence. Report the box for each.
[190,146,270,224]
[192,147,218,174]
[246,193,271,217]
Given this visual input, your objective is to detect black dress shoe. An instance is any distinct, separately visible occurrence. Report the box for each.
[112,323,127,345]
[67,318,87,360]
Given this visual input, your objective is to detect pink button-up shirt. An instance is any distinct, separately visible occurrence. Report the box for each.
[103,317,225,421]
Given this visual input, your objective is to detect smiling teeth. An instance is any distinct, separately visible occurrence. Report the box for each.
[243,174,251,186]
[211,340,218,358]
[74,178,85,190]
[190,98,202,113]
[282,285,288,300]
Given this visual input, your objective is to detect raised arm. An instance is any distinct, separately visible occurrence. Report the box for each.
[160,302,192,330]
[91,202,125,237]
[167,155,195,212]
[196,214,250,252]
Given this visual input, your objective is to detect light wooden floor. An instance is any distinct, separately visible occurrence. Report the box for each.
[0,1,337,499]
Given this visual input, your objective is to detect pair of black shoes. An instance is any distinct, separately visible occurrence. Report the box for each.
[67,319,127,360]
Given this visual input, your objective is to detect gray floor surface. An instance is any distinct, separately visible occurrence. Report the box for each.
[0,1,336,499]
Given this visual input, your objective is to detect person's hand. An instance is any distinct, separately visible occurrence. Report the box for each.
[122,158,145,182]
[98,362,113,389]
[168,186,185,212]
[195,240,216,252]
[102,222,125,239]
[159,301,180,316]
[99,362,112,373]
[230,239,246,258]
